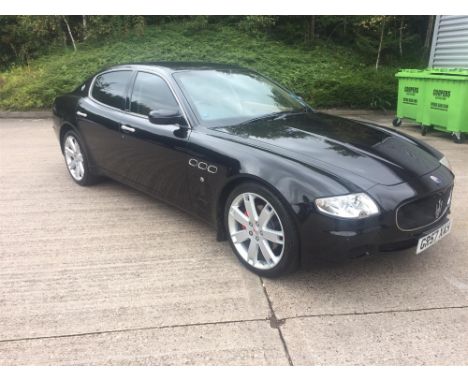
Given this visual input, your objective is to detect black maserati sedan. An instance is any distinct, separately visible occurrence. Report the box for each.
[52,62,454,277]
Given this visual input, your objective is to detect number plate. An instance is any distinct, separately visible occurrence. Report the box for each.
[416,220,452,254]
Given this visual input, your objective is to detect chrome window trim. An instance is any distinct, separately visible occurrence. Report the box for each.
[88,68,192,130]
[127,70,192,129]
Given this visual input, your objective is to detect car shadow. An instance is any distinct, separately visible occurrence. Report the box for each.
[274,243,446,287]
[90,175,451,288]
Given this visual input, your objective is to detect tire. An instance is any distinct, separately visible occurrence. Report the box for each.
[392,117,402,127]
[224,182,299,278]
[453,133,464,144]
[62,130,99,186]
[421,125,428,136]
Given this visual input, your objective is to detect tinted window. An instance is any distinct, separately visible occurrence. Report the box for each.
[91,70,132,110]
[130,72,178,116]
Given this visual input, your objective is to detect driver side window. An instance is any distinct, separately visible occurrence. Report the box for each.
[130,72,178,116]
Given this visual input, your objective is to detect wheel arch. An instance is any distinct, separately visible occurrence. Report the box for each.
[58,122,97,170]
[59,122,78,153]
[215,174,301,246]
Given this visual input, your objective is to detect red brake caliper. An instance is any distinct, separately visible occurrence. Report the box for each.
[244,210,249,229]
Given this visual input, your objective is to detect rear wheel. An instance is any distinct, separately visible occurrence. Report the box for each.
[62,131,99,186]
[224,182,299,278]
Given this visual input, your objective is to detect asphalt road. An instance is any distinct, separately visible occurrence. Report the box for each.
[0,114,467,365]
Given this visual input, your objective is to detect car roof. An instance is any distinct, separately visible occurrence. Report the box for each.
[106,61,250,73]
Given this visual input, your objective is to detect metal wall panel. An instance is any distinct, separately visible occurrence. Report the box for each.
[429,15,468,68]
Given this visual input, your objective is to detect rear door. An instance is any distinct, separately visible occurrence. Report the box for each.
[118,71,192,209]
[77,70,133,175]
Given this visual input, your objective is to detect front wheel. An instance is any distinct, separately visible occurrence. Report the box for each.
[224,182,299,278]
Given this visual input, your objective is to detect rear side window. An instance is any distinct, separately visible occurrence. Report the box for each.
[91,70,132,110]
[130,72,179,116]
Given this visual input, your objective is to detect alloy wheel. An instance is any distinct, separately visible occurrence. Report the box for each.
[64,135,85,181]
[228,192,285,270]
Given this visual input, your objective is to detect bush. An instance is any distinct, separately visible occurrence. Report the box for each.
[0,23,399,111]
[310,69,396,109]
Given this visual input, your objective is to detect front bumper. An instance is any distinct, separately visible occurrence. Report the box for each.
[298,166,454,265]
[299,212,451,265]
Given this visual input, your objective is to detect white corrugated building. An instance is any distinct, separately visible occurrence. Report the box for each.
[429,15,468,69]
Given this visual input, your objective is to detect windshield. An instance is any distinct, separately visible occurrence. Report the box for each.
[173,69,305,127]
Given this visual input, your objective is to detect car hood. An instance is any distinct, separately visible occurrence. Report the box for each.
[214,112,442,188]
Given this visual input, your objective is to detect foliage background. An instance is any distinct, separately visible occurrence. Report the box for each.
[0,16,434,110]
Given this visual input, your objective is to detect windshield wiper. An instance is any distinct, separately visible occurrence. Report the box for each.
[239,110,303,125]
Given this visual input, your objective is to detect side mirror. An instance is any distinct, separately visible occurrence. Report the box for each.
[294,94,304,102]
[148,108,187,126]
[293,94,314,112]
[293,94,308,105]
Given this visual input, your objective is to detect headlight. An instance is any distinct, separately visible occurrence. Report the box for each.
[315,193,379,219]
[439,156,452,170]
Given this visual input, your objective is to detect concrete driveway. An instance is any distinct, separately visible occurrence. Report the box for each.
[0,114,467,365]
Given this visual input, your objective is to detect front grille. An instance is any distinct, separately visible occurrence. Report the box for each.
[396,186,452,231]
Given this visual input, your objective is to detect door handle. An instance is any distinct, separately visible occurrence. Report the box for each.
[76,111,87,118]
[121,125,136,133]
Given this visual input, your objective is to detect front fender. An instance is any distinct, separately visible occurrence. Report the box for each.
[187,129,356,228]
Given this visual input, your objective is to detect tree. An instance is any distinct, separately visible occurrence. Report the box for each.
[354,16,396,70]
[399,16,405,57]
[375,17,386,70]
[305,16,316,45]
[238,16,278,34]
[62,16,77,51]
[424,15,435,50]
[82,16,87,40]
[0,15,435,70]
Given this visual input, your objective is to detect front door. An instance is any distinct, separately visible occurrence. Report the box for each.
[118,71,192,210]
